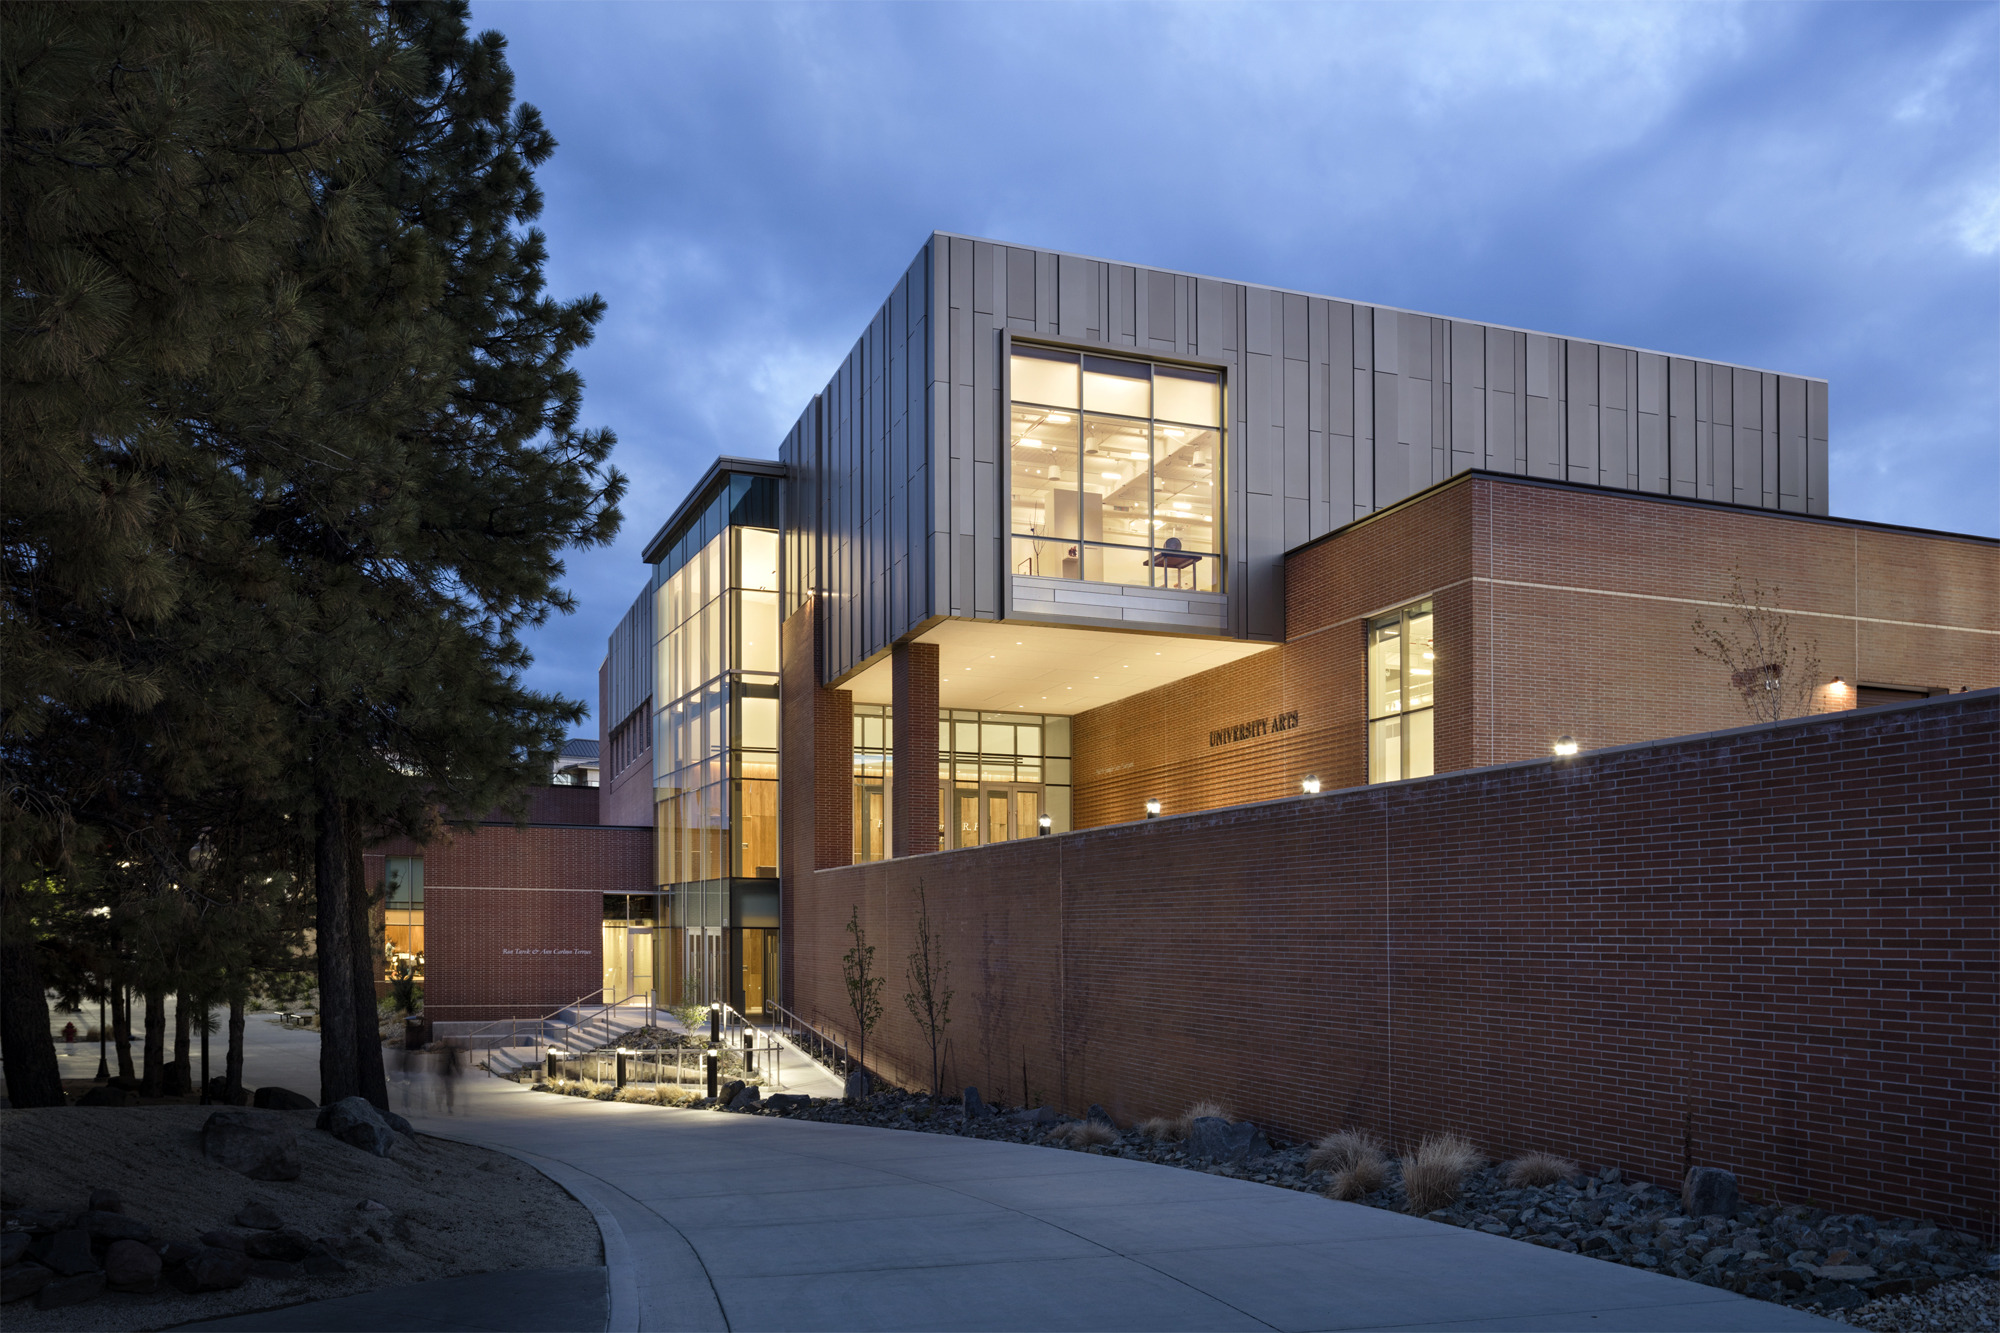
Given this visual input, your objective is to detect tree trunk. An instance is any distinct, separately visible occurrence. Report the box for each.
[140,989,166,1095]
[168,991,192,1095]
[112,986,135,1081]
[0,890,66,1107]
[200,1010,211,1104]
[225,994,246,1105]
[314,785,360,1105]
[346,809,388,1110]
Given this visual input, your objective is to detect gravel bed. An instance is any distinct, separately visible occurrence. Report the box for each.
[578,1080,1995,1324]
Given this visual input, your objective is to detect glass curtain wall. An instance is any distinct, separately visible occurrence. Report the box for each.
[1009,346,1224,592]
[381,856,423,982]
[938,712,1072,849]
[1367,602,1436,782]
[852,703,892,863]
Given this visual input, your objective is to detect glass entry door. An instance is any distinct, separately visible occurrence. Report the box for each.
[628,930,653,1004]
[942,782,1044,848]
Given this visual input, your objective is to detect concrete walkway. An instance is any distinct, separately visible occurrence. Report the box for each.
[206,1018,1841,1332]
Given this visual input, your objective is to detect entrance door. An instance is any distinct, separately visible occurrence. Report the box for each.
[740,928,768,1015]
[628,930,653,1005]
[986,790,1012,843]
[955,787,980,848]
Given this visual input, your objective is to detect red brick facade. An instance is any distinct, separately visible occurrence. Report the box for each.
[786,692,1999,1230]
[1074,475,1998,828]
[891,641,939,858]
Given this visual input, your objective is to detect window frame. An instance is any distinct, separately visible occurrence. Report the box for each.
[1366,600,1436,783]
[1003,335,1227,595]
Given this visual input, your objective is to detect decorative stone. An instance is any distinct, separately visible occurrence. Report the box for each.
[103,1239,161,1293]
[202,1110,303,1181]
[842,1071,870,1101]
[1086,1104,1115,1126]
[1682,1166,1740,1218]
[355,1199,393,1215]
[726,1084,761,1111]
[963,1086,989,1117]
[199,1230,249,1252]
[158,1241,201,1267]
[83,1210,153,1243]
[717,1079,745,1107]
[0,1235,27,1266]
[763,1094,808,1113]
[1185,1116,1270,1163]
[381,1108,415,1137]
[1813,1264,1878,1282]
[33,1229,96,1277]
[1007,1106,1058,1125]
[253,1085,317,1111]
[234,1201,283,1231]
[316,1097,397,1157]
[3,1208,73,1234]
[34,1271,103,1309]
[175,1247,250,1292]
[85,1189,121,1214]
[2,1263,52,1303]
[303,1246,350,1276]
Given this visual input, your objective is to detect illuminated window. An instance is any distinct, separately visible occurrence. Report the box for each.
[1367,603,1434,783]
[1009,346,1222,592]
[382,856,424,981]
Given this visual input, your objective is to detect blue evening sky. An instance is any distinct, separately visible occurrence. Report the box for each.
[470,1,2000,723]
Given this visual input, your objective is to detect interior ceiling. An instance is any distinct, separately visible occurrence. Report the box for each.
[838,619,1275,714]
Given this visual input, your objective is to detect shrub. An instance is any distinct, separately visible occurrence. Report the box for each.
[1504,1152,1579,1188]
[658,1085,696,1107]
[1307,1128,1386,1175]
[1173,1100,1229,1139]
[1328,1158,1388,1201]
[1047,1121,1116,1149]
[1401,1134,1483,1214]
[1135,1117,1178,1141]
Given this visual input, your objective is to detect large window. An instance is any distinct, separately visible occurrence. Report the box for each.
[1367,602,1435,783]
[852,703,892,864]
[382,856,423,981]
[1010,346,1223,593]
[937,711,1072,849]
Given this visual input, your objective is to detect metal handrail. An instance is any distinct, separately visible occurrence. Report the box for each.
[765,1001,849,1075]
[449,989,658,1078]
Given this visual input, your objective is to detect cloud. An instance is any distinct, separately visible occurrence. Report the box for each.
[472,0,1998,715]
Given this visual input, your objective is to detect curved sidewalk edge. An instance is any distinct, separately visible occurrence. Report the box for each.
[172,1265,608,1331]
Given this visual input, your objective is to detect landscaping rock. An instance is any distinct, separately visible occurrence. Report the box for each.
[1087,1104,1115,1126]
[1007,1106,1058,1126]
[244,1229,314,1263]
[1,1234,27,1266]
[1186,1116,1270,1163]
[200,1230,249,1252]
[34,1271,103,1309]
[3,1208,73,1235]
[158,1241,201,1267]
[726,1084,761,1111]
[842,1071,870,1101]
[85,1189,121,1214]
[382,1108,415,1137]
[234,1201,284,1231]
[303,1245,350,1276]
[763,1094,809,1114]
[253,1085,317,1111]
[2,1262,52,1303]
[355,1199,393,1215]
[202,1110,303,1181]
[1683,1166,1740,1218]
[249,1258,304,1279]
[33,1229,97,1276]
[103,1238,161,1293]
[83,1209,153,1243]
[962,1087,994,1118]
[718,1079,745,1107]
[73,1086,138,1108]
[173,1246,250,1292]
[316,1096,397,1157]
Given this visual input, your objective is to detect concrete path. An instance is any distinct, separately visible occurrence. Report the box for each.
[204,1018,1841,1332]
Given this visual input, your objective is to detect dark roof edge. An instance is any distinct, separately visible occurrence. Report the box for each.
[1285,470,2000,561]
[640,455,788,565]
[930,230,1827,384]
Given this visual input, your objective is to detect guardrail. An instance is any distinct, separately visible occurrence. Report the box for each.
[765,1001,849,1077]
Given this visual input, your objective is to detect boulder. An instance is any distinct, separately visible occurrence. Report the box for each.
[1007,1106,1058,1125]
[963,1086,991,1118]
[243,1230,314,1263]
[718,1079,745,1107]
[763,1094,809,1114]
[842,1071,871,1101]
[248,1258,304,1280]
[173,1246,249,1292]
[302,1245,350,1276]
[3,1208,73,1234]
[381,1108,414,1137]
[726,1084,761,1111]
[202,1110,303,1181]
[316,1097,397,1158]
[1,1263,52,1304]
[1086,1104,1115,1127]
[1683,1166,1741,1218]
[253,1085,317,1111]
[32,1229,97,1277]
[199,1230,249,1252]
[102,1239,160,1293]
[85,1189,121,1214]
[1185,1116,1270,1163]
[83,1210,153,1243]
[74,1086,138,1108]
[355,1199,393,1215]
[234,1201,283,1231]
[34,1272,103,1309]
[1,1235,28,1267]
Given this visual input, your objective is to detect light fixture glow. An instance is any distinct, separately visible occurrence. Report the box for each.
[1830,677,1847,692]
[1301,775,1322,795]
[1048,413,1072,423]
[1553,736,1579,757]
[1144,798,1162,818]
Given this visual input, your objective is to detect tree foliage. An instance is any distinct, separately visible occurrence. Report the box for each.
[902,880,953,1099]
[1691,572,1825,725]
[840,907,882,1088]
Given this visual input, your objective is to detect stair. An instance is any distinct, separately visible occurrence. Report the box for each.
[479,1002,658,1081]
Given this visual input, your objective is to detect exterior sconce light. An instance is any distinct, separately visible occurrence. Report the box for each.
[1830,677,1846,693]
[1038,812,1052,836]
[1144,798,1162,819]
[1301,775,1321,795]
[1552,735,1579,757]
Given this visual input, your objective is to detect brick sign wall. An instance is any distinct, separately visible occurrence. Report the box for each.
[788,692,1998,1229]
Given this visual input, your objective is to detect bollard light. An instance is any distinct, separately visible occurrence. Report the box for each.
[1553,735,1579,757]
[1144,798,1161,819]
[708,1002,721,1044]
[705,1046,719,1100]
[1301,775,1321,795]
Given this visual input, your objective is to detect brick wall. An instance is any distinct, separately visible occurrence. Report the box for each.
[368,820,652,1021]
[789,691,1999,1230]
[892,641,939,857]
[1073,474,1999,829]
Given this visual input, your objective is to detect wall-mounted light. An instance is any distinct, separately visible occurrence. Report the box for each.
[1830,677,1847,693]
[1301,775,1322,795]
[1553,736,1579,757]
[1144,798,1161,819]
[1038,813,1052,836]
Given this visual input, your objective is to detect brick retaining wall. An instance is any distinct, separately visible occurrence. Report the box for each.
[787,691,1998,1229]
